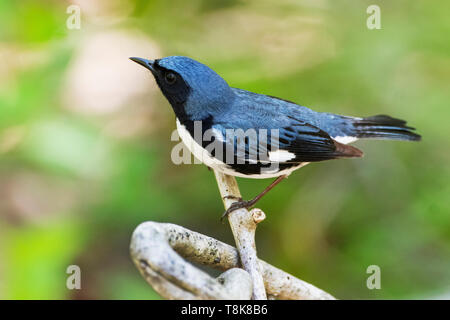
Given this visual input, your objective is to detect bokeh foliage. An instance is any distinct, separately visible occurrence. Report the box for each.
[0,0,449,299]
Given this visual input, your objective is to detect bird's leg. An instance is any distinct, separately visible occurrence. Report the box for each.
[221,175,287,220]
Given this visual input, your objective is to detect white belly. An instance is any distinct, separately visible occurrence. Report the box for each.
[175,118,308,179]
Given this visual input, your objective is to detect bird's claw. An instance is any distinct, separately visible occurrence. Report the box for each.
[220,199,254,222]
[223,195,242,201]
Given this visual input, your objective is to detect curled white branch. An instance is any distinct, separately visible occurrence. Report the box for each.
[130,221,253,300]
[130,221,335,300]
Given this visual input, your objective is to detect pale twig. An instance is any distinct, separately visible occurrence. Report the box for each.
[214,170,268,300]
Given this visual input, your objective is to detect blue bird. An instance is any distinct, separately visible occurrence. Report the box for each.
[130,56,421,216]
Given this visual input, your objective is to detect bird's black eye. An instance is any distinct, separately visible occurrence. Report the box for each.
[164,72,177,84]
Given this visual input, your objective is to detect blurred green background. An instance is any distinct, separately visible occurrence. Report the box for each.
[0,0,449,299]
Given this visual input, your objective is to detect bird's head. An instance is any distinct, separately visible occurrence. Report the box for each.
[130,56,234,121]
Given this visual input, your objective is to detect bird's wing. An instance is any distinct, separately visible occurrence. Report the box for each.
[269,117,363,162]
[211,116,363,164]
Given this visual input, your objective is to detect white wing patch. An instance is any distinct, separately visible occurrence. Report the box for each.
[333,136,358,144]
[268,150,296,162]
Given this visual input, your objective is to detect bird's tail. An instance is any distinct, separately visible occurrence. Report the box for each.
[352,115,421,141]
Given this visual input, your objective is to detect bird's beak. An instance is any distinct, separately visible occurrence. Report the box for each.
[129,57,155,72]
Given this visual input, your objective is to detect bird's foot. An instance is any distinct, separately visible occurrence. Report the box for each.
[221,198,256,221]
[222,195,242,201]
